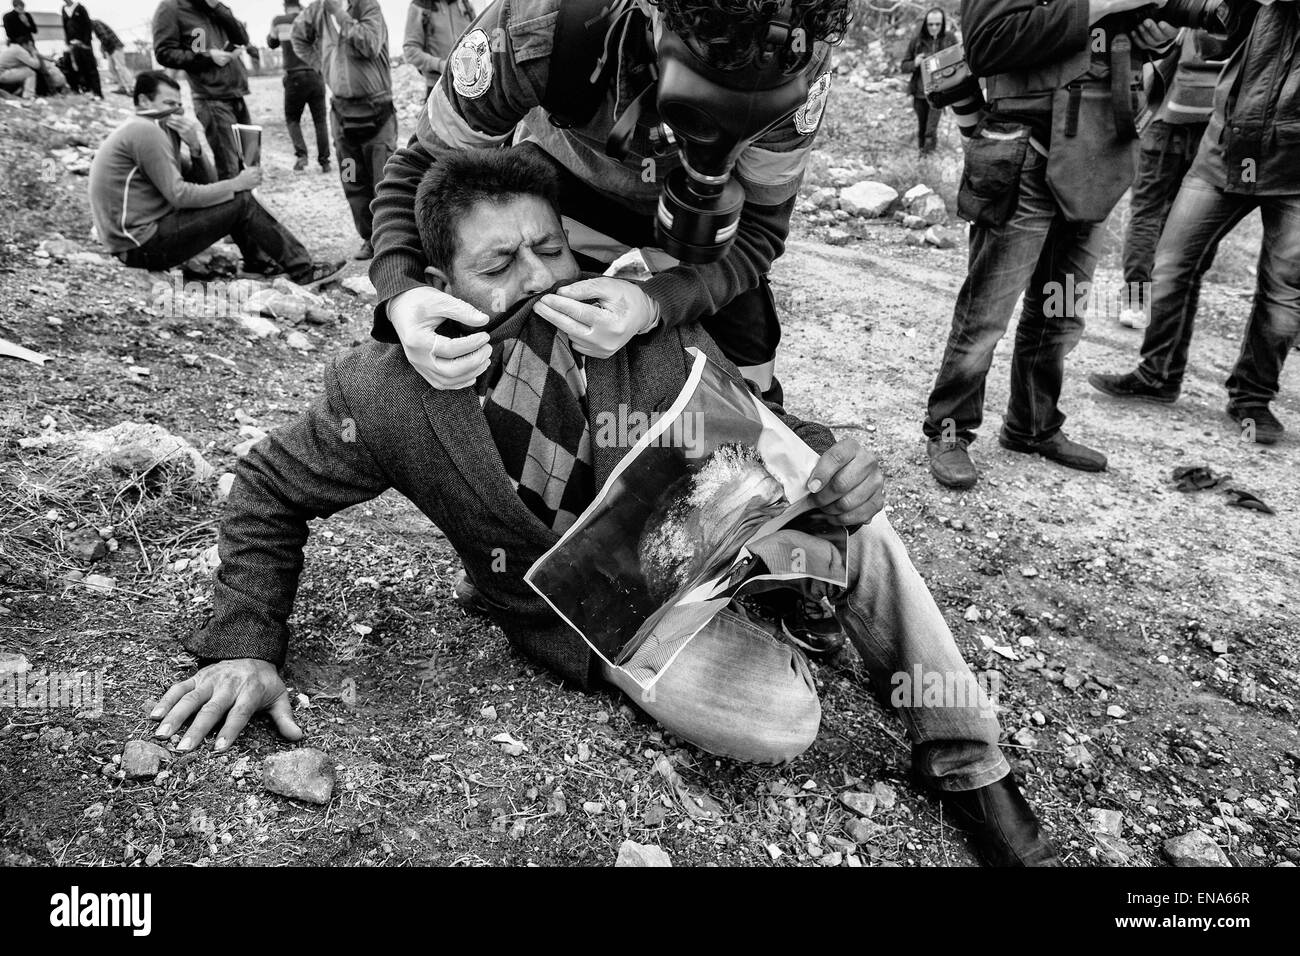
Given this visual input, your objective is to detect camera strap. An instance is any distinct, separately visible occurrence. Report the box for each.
[1109,33,1138,141]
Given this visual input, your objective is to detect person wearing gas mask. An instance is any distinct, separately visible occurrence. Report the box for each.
[1090,0,1300,446]
[922,0,1185,490]
[367,0,846,408]
[147,144,1061,867]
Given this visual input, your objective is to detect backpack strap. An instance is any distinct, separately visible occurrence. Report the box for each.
[541,0,629,129]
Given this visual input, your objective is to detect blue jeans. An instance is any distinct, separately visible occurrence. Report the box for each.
[1121,120,1206,307]
[1134,175,1300,405]
[924,148,1104,445]
[603,512,1009,792]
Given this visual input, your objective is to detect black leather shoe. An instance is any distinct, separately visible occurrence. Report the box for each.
[1227,403,1283,444]
[927,438,977,489]
[1088,370,1179,404]
[998,429,1107,472]
[929,775,1061,867]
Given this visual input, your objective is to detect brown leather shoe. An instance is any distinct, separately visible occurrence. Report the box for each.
[927,438,977,489]
[998,429,1107,472]
[929,775,1061,866]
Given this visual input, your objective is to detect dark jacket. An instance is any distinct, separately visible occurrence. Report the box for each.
[370,0,834,338]
[152,0,250,100]
[91,19,122,54]
[1191,2,1300,196]
[901,30,959,99]
[3,9,37,45]
[291,0,392,103]
[962,0,1175,144]
[62,2,93,46]
[403,0,474,87]
[268,10,312,73]
[186,304,836,689]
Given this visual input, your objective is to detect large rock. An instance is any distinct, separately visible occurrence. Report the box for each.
[183,243,241,278]
[121,740,169,779]
[838,181,898,218]
[615,840,672,867]
[262,748,336,805]
[19,421,216,484]
[1163,831,1231,867]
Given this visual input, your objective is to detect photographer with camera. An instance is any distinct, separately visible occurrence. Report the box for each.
[367,0,847,405]
[1090,0,1299,445]
[922,0,1183,489]
[902,7,960,153]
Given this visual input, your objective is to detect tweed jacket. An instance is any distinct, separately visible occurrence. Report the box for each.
[186,311,836,688]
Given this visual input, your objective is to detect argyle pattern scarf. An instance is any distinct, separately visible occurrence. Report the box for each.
[475,288,595,534]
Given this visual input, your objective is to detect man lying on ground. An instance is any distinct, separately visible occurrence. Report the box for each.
[148,146,1058,867]
[88,70,343,283]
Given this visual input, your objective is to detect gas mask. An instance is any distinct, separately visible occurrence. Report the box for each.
[602,1,821,264]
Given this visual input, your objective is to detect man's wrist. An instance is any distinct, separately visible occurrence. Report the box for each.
[639,293,662,334]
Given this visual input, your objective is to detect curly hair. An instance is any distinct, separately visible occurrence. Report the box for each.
[651,0,852,70]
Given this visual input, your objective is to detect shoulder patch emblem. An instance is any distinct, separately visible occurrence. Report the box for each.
[794,71,832,135]
[451,28,494,100]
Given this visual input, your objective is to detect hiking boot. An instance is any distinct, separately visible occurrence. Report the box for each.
[238,260,287,279]
[1088,370,1178,404]
[998,429,1107,472]
[917,771,1061,867]
[293,156,308,172]
[927,438,977,489]
[1227,403,1284,445]
[354,240,375,261]
[291,258,346,288]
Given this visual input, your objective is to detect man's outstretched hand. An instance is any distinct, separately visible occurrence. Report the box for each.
[149,658,303,753]
[806,438,885,527]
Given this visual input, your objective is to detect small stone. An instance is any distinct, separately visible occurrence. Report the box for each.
[548,788,567,816]
[1106,705,1127,719]
[285,331,313,351]
[1020,566,1039,578]
[508,819,526,841]
[1088,808,1124,839]
[765,843,783,861]
[480,704,497,720]
[1163,831,1231,867]
[615,840,672,867]
[215,473,236,500]
[0,652,30,676]
[261,748,336,805]
[923,225,957,249]
[582,801,604,815]
[820,851,843,867]
[963,605,981,622]
[871,782,897,810]
[825,227,853,246]
[899,213,929,230]
[81,573,115,594]
[1012,728,1038,749]
[577,741,591,762]
[121,740,169,779]
[1211,638,1229,655]
[1096,833,1138,866]
[145,846,164,866]
[1064,744,1094,769]
[840,791,877,817]
[229,757,250,780]
[65,528,107,562]
[846,818,885,844]
[238,314,280,339]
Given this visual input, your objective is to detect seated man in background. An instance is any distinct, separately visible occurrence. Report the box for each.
[0,37,39,98]
[148,146,1058,868]
[88,70,343,283]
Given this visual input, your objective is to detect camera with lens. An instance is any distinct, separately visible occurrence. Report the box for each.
[921,43,987,136]
[1103,0,1231,33]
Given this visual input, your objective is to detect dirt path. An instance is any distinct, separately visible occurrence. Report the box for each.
[1,70,1296,869]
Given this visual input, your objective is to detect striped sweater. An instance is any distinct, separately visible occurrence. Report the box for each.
[88,116,236,254]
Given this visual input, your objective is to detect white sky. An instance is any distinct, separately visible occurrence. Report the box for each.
[21,1,476,51]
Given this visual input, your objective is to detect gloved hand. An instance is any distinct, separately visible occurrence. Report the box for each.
[534,277,661,359]
[387,285,491,390]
